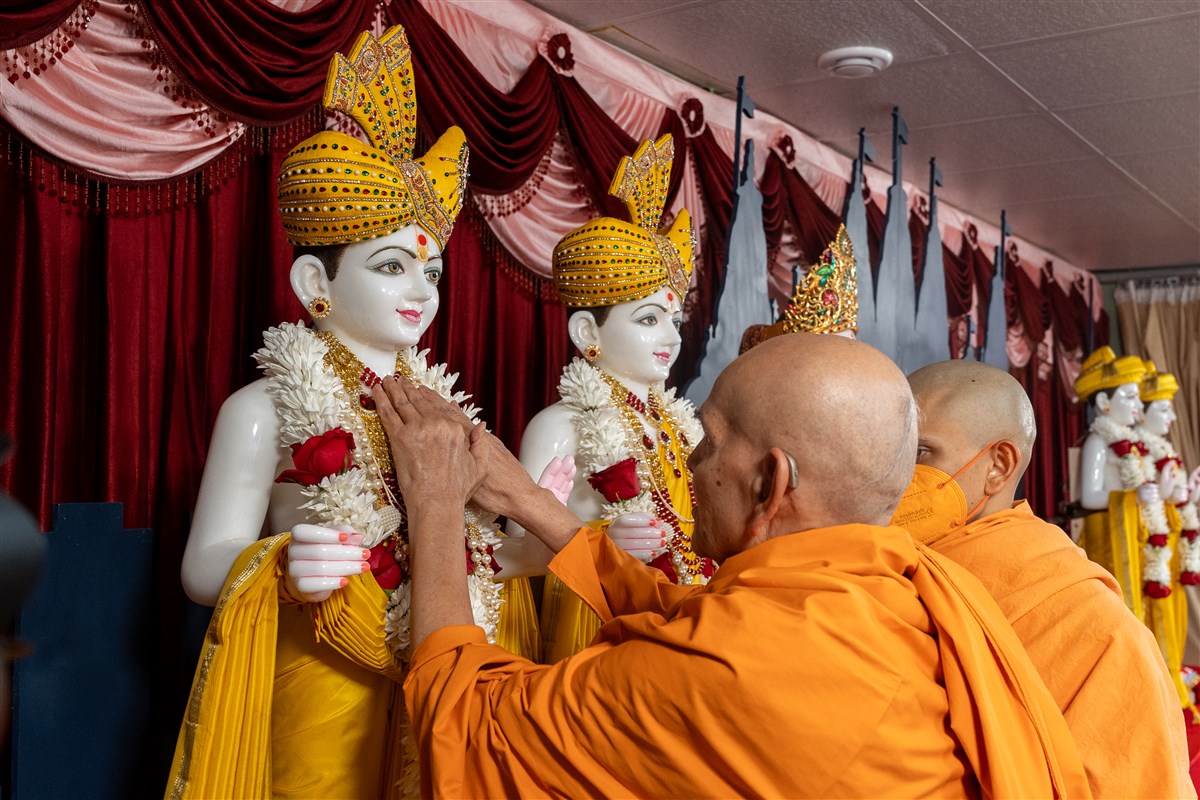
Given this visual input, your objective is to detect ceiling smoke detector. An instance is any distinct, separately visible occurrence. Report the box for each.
[817,46,893,78]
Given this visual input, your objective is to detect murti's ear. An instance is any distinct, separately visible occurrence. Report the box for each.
[567,310,601,355]
[290,254,331,310]
[1093,391,1111,414]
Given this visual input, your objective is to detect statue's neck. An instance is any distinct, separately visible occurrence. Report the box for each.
[317,322,409,379]
[596,364,651,408]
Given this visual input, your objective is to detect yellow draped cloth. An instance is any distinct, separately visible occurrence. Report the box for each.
[1081,491,1193,711]
[540,418,697,664]
[166,534,411,800]
[495,577,540,661]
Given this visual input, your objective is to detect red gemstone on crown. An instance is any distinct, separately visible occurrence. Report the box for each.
[821,289,838,307]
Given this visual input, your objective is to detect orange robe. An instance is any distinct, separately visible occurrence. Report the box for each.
[919,501,1194,799]
[404,524,1091,798]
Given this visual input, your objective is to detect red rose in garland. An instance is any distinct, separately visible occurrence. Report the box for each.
[367,538,404,591]
[276,428,356,486]
[587,457,641,502]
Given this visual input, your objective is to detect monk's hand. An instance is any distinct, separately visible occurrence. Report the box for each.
[285,524,368,603]
[537,456,577,506]
[374,378,484,510]
[608,513,669,563]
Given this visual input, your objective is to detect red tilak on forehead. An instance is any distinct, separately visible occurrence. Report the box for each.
[417,233,428,246]
[667,292,674,303]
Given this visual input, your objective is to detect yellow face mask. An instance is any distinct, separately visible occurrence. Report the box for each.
[891,442,998,545]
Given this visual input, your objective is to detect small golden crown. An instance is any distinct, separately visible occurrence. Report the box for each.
[778,225,858,336]
[276,26,468,248]
[553,135,694,308]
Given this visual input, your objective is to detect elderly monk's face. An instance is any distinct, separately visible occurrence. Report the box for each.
[688,379,758,562]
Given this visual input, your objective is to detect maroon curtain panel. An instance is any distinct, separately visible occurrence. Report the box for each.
[0,0,80,49]
[137,0,375,124]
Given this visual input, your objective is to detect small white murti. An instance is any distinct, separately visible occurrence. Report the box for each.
[513,135,713,664]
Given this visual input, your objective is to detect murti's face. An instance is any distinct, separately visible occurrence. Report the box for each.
[324,225,442,350]
[1101,382,1143,427]
[1142,399,1176,436]
[593,286,684,386]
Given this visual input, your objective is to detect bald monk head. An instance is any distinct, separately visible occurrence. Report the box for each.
[688,333,918,562]
[907,360,1035,519]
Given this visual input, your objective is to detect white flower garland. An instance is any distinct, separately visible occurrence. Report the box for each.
[1139,427,1200,579]
[1090,413,1172,591]
[254,322,503,653]
[558,358,703,522]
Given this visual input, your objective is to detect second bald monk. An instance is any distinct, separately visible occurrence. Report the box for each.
[374,335,1091,798]
[899,359,1192,799]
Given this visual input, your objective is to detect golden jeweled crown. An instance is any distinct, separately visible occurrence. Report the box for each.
[740,225,857,353]
[552,135,694,307]
[778,224,858,336]
[1140,360,1179,403]
[277,26,468,248]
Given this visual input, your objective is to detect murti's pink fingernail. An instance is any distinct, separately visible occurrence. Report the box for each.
[340,578,349,587]
[361,562,370,572]
[339,533,349,542]
[361,549,370,559]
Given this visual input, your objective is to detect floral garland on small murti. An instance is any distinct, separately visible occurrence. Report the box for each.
[254,322,503,653]
[557,358,712,584]
[1090,413,1173,597]
[1139,428,1200,584]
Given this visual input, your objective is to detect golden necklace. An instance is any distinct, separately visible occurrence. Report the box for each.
[317,330,413,508]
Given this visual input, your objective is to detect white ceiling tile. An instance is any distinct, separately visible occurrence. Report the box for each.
[1113,148,1200,224]
[1005,193,1200,268]
[936,157,1137,212]
[902,114,1095,175]
[917,0,1199,48]
[1056,93,1200,155]
[758,52,1034,143]
[526,0,703,31]
[985,16,1200,109]
[604,0,960,92]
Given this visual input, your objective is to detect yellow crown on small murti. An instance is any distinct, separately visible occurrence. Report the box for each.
[1140,360,1180,403]
[1074,345,1147,401]
[277,26,468,248]
[552,134,694,307]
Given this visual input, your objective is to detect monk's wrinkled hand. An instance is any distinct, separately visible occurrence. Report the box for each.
[373,378,483,510]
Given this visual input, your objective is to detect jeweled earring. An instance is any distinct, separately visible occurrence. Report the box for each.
[584,344,601,362]
[308,297,332,319]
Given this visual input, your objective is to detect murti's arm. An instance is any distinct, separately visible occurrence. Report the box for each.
[183,381,280,606]
[1078,433,1112,511]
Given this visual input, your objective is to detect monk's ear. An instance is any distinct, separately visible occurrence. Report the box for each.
[983,441,1021,495]
[746,448,791,541]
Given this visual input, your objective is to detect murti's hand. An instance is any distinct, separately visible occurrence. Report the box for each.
[608,513,669,563]
[373,378,484,511]
[537,456,577,506]
[286,524,368,603]
[1136,481,1161,507]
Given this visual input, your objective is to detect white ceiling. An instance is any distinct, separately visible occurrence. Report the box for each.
[527,0,1200,271]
